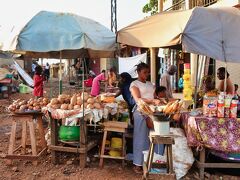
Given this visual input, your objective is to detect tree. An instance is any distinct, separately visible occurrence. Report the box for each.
[142,0,158,15]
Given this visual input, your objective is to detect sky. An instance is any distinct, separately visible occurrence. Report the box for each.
[0,0,149,31]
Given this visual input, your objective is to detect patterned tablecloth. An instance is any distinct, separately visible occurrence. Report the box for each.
[181,113,240,153]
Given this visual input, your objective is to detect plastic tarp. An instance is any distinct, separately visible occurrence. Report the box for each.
[117,7,240,62]
[13,61,33,87]
[118,53,147,78]
[2,11,116,58]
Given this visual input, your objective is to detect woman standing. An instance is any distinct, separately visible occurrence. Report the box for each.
[91,70,106,96]
[115,72,136,124]
[33,66,44,98]
[130,62,164,173]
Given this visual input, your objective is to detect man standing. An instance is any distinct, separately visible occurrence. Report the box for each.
[31,61,37,77]
[160,65,177,98]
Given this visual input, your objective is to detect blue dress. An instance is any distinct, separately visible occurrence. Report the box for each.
[132,108,164,166]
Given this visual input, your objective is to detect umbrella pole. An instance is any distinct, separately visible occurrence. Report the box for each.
[81,58,86,146]
[222,41,227,92]
[193,55,199,109]
[59,51,63,94]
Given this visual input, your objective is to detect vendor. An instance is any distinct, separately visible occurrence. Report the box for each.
[160,65,177,98]
[108,68,117,87]
[90,70,107,96]
[197,76,217,107]
[115,72,135,124]
[130,62,164,173]
[217,67,234,94]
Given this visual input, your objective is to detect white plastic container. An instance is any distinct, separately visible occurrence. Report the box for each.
[151,113,170,135]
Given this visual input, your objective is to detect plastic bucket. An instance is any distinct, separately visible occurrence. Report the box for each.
[111,137,122,148]
[19,84,29,93]
[152,113,170,135]
[59,126,80,141]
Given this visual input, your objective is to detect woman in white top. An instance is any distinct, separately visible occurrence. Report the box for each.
[130,62,164,173]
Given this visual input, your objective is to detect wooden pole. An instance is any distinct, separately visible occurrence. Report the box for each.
[59,52,63,94]
[158,0,163,12]
[150,48,156,84]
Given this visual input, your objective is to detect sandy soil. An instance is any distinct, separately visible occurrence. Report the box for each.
[0,79,239,180]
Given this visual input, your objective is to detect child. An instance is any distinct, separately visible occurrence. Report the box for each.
[155,86,167,99]
[33,65,44,98]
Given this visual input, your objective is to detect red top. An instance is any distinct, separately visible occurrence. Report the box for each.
[33,75,43,97]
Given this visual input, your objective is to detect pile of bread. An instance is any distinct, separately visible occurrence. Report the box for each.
[137,99,184,121]
[47,92,102,110]
[8,98,49,113]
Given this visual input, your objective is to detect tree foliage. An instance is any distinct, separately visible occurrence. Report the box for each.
[142,0,158,15]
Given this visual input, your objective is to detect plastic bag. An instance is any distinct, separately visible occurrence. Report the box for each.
[171,128,194,179]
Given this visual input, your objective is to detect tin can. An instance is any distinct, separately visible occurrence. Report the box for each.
[217,99,225,118]
[230,100,238,118]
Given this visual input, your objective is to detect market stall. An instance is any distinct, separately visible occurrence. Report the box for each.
[117,6,240,179]
[3,10,117,168]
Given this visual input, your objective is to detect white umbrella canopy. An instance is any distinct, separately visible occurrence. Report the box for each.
[117,7,240,63]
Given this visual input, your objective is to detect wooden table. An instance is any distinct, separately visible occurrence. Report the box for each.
[6,112,47,165]
[48,112,98,168]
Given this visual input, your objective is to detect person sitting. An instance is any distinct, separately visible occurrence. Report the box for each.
[155,86,167,98]
[217,67,234,94]
[197,76,218,107]
[234,84,239,99]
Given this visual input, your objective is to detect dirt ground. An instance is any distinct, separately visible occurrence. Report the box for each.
[0,79,239,180]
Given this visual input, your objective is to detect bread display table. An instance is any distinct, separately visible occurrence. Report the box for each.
[48,109,98,168]
[6,112,47,165]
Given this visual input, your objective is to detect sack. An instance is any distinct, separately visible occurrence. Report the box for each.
[145,117,154,129]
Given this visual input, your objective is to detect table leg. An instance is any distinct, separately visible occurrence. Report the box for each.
[37,115,47,149]
[199,148,206,180]
[50,117,58,164]
[122,133,126,167]
[28,119,37,165]
[7,119,17,165]
[80,120,87,168]
[21,120,27,154]
[99,130,107,168]
[147,142,155,172]
[168,145,174,174]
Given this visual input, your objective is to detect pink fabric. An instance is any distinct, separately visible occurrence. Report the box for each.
[91,73,105,96]
[181,113,240,153]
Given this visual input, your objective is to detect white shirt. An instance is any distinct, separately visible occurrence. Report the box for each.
[45,64,50,70]
[130,80,155,100]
